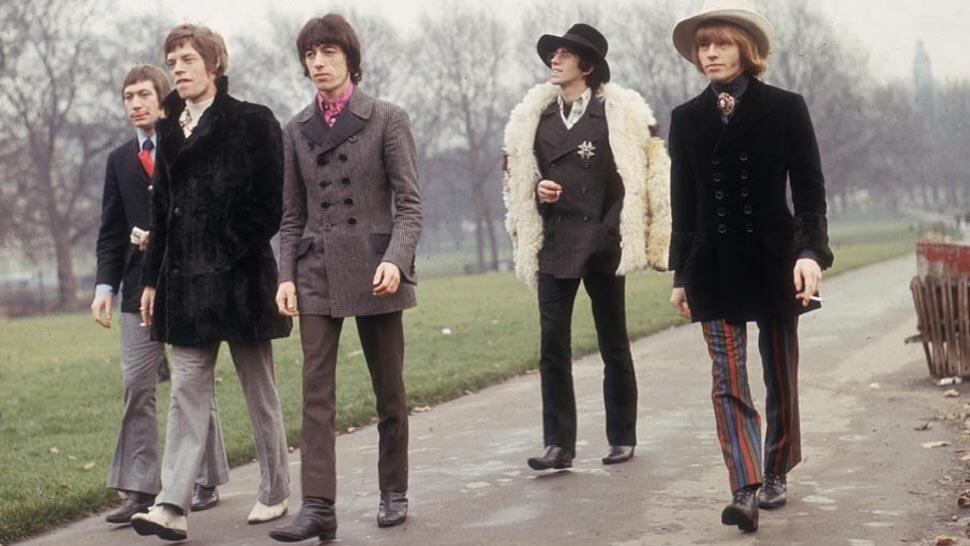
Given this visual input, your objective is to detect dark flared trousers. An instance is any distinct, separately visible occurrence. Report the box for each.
[299,312,409,501]
[537,272,638,452]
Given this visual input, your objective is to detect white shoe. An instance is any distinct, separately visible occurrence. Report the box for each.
[247,498,288,524]
[131,504,188,541]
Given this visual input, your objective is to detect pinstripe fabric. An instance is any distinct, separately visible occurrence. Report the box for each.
[279,89,422,318]
[702,318,800,492]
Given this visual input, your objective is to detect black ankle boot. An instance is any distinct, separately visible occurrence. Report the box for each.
[758,473,787,509]
[721,486,759,532]
[268,497,336,543]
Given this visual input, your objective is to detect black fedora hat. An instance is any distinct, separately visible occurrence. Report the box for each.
[537,23,611,83]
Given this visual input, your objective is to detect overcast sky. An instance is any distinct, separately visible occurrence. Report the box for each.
[129,0,967,84]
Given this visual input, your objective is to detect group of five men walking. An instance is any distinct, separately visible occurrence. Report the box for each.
[92,0,831,540]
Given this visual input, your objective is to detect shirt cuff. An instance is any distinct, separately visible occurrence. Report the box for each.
[672,270,687,288]
[95,284,114,297]
[798,250,819,262]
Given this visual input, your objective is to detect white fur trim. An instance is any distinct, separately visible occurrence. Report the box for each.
[502,82,671,289]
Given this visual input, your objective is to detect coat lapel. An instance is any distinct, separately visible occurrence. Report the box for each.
[537,101,566,149]
[127,140,151,184]
[298,100,329,148]
[714,78,769,153]
[316,88,373,155]
[547,96,607,163]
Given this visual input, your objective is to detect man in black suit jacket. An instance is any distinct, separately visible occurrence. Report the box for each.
[669,0,834,533]
[92,65,228,525]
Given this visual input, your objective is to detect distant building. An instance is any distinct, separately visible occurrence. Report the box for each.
[913,39,935,117]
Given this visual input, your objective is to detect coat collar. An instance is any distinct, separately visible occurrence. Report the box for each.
[688,77,769,153]
[297,87,374,152]
[159,76,233,162]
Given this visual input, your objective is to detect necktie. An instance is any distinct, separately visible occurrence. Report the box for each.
[138,139,155,178]
[717,92,736,119]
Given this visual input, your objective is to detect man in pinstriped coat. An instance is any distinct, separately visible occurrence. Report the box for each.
[269,13,422,544]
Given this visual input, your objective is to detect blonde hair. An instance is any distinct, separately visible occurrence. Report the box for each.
[691,21,767,78]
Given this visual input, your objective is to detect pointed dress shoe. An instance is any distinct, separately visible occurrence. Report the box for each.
[190,484,219,512]
[377,491,408,527]
[758,473,787,509]
[105,491,155,524]
[721,486,759,532]
[527,446,574,471]
[268,497,337,543]
[249,498,288,524]
[130,504,188,541]
[601,445,635,465]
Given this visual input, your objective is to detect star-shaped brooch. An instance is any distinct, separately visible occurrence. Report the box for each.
[577,140,596,161]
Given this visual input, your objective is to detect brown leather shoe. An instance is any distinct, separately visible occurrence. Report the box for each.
[190,484,219,512]
[268,497,336,542]
[601,445,635,465]
[105,491,155,524]
[721,486,759,532]
[527,446,574,470]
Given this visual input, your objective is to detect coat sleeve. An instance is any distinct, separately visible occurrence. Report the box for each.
[278,123,307,284]
[141,147,169,288]
[381,107,423,284]
[668,109,696,282]
[786,94,834,269]
[643,135,672,271]
[95,152,129,291]
[233,107,284,248]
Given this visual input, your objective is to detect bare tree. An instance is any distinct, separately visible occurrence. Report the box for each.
[0,0,125,308]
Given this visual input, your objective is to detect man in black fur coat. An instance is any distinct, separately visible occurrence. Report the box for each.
[132,24,292,542]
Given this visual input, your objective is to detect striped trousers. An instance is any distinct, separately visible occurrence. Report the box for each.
[701,318,801,493]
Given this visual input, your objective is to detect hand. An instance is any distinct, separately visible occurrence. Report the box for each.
[138,231,150,252]
[793,258,822,307]
[90,294,112,328]
[140,287,156,326]
[276,281,299,317]
[372,262,401,296]
[670,287,691,320]
[537,179,563,204]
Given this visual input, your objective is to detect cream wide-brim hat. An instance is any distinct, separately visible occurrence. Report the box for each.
[672,0,774,63]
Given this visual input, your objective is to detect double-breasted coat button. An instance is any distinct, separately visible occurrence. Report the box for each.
[341,177,351,185]
[148,185,154,191]
[716,207,727,217]
[348,136,356,142]
[320,202,331,209]
[712,156,722,165]
[713,172,723,182]
[316,154,328,166]
[581,187,589,195]
[171,268,180,275]
[173,207,181,216]
[739,152,749,162]
[743,204,753,215]
[338,153,348,162]
[745,223,754,233]
[583,215,590,222]
[323,222,333,231]
[319,180,330,188]
[717,224,727,234]
[715,190,725,200]
[347,218,357,225]
[740,170,749,180]
[741,187,751,197]
[344,198,353,206]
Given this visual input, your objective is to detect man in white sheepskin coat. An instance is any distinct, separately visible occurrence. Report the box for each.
[501,23,671,472]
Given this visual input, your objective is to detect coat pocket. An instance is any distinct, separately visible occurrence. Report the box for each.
[369,233,392,255]
[296,237,314,258]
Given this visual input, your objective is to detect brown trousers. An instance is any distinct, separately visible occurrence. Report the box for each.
[299,312,409,501]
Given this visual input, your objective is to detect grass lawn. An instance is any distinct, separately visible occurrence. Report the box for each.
[0,220,918,543]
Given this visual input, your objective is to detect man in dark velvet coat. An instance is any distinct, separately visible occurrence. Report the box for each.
[668,0,833,533]
[131,24,291,541]
[92,64,230,525]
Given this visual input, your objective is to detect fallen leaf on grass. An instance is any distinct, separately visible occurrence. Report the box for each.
[67,455,77,461]
[915,423,933,431]
[82,462,95,471]
[412,406,431,413]
[49,447,59,455]
[346,427,357,433]
[923,441,952,449]
[215,377,223,384]
[936,535,956,546]
[945,389,961,398]
[347,350,363,358]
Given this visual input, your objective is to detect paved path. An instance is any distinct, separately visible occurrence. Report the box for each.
[23,256,966,545]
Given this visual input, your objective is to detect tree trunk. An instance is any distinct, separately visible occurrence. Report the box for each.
[52,228,77,309]
[483,202,499,271]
